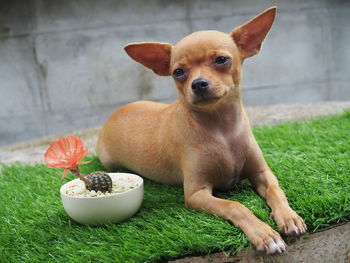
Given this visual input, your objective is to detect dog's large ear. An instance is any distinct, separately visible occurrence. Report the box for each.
[124,42,173,76]
[231,6,276,59]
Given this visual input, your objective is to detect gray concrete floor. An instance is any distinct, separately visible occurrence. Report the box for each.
[170,222,350,263]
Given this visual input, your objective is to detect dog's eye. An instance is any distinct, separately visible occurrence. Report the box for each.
[214,56,231,65]
[173,68,186,79]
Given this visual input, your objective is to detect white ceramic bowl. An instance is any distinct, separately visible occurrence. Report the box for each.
[60,173,143,225]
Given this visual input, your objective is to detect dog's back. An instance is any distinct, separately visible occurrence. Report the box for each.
[98,100,183,185]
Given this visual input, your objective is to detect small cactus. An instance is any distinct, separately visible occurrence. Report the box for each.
[86,171,113,193]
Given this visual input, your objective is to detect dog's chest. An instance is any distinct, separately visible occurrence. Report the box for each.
[209,126,249,189]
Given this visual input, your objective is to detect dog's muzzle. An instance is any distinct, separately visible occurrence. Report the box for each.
[191,78,210,95]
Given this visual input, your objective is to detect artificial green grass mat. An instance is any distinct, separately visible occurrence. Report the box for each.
[1,112,350,263]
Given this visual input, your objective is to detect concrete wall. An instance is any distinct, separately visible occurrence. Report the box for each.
[0,0,349,147]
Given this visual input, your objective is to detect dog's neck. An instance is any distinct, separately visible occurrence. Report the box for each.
[179,92,244,134]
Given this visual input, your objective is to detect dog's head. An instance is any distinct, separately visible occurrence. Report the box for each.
[125,7,276,110]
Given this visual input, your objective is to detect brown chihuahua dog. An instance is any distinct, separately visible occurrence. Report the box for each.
[98,7,306,254]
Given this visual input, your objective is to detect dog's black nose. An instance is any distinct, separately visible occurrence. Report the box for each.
[191,78,210,95]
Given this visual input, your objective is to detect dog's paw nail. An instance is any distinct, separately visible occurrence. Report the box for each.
[286,225,299,235]
[282,226,287,233]
[266,241,284,254]
[276,239,286,252]
[262,238,286,254]
[295,228,300,235]
[263,244,269,252]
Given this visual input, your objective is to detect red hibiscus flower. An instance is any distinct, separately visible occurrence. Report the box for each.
[44,135,90,178]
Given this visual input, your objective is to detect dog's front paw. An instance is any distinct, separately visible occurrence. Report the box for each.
[247,222,286,254]
[272,209,307,236]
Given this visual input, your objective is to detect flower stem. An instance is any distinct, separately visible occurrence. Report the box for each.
[71,166,91,185]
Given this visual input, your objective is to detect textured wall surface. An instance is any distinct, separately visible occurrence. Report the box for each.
[0,0,349,146]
